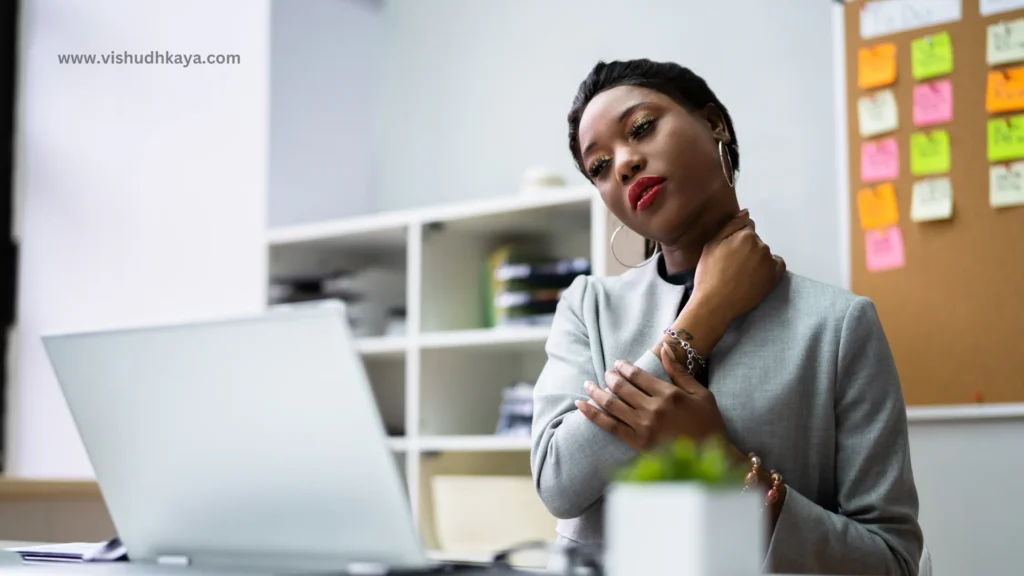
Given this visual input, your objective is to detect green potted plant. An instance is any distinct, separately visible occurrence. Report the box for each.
[603,436,766,576]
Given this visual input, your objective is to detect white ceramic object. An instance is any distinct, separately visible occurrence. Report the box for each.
[605,483,765,576]
[520,167,566,196]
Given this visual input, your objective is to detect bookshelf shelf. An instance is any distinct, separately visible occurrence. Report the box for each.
[265,188,611,557]
[419,435,532,453]
[356,335,407,358]
[419,326,550,351]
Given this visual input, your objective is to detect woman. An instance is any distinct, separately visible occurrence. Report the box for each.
[530,59,923,575]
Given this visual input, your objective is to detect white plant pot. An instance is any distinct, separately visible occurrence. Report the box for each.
[605,483,766,576]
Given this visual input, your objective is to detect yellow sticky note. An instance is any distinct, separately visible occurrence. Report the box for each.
[987,18,1024,66]
[987,115,1024,162]
[910,131,951,176]
[986,68,1024,114]
[989,161,1024,209]
[857,182,900,231]
[858,43,897,89]
[912,32,954,80]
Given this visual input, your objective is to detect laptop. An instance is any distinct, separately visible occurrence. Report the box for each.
[42,302,529,574]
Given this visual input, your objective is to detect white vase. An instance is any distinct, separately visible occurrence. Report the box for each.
[604,483,766,576]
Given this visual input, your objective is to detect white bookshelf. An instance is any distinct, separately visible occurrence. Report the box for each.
[266,186,610,555]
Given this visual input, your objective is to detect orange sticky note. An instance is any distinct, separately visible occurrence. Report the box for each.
[859,43,897,89]
[986,67,1024,114]
[857,183,900,230]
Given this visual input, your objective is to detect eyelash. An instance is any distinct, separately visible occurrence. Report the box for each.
[587,116,657,178]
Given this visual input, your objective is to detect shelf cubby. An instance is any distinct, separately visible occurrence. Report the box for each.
[265,188,610,558]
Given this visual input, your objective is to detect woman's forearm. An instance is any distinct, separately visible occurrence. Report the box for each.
[649,296,732,377]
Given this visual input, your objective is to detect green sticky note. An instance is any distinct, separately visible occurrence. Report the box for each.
[912,32,954,80]
[988,115,1024,162]
[910,130,951,176]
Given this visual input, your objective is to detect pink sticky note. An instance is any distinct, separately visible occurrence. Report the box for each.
[865,226,905,273]
[861,138,900,183]
[913,81,953,127]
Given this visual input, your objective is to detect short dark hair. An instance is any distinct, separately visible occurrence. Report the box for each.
[567,59,740,179]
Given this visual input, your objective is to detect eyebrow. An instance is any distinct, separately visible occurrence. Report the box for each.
[581,101,653,157]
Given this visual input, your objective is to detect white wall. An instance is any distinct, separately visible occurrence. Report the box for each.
[10,0,270,478]
[373,0,841,286]
[908,417,1023,576]
[268,0,381,227]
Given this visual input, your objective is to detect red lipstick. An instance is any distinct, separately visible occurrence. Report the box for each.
[628,176,667,211]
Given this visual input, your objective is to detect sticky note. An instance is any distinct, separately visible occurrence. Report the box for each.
[861,138,900,183]
[987,115,1024,162]
[913,81,953,127]
[858,43,897,89]
[910,178,954,222]
[910,131,951,176]
[865,227,906,273]
[986,68,1024,114]
[858,90,899,138]
[857,183,900,231]
[988,19,1024,66]
[989,162,1024,208]
[911,32,954,80]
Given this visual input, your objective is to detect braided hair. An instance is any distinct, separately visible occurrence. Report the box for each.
[567,59,740,258]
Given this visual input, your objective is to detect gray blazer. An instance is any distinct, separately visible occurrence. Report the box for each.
[530,263,923,575]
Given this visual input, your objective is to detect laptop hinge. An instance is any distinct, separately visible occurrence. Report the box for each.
[155,555,191,567]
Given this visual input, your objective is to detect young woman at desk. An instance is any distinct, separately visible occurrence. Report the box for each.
[530,59,924,575]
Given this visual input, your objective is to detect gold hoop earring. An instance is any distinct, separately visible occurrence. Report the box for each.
[718,140,736,188]
[610,225,659,269]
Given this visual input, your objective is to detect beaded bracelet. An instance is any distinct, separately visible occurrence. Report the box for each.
[663,328,707,376]
[743,453,784,509]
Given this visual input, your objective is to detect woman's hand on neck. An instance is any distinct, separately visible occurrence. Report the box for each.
[659,198,742,275]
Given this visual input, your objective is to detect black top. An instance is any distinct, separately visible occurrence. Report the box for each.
[656,256,708,387]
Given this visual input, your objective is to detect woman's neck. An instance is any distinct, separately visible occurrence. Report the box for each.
[659,201,741,275]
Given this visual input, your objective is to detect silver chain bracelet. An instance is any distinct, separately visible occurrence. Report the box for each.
[663,328,707,376]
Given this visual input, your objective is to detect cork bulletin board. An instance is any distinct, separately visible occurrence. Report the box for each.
[844,0,1024,406]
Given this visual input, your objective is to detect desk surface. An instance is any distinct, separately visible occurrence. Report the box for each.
[0,479,100,501]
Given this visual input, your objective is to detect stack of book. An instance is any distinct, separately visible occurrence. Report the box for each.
[484,245,590,328]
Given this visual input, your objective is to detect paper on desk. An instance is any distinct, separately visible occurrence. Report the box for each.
[8,542,105,562]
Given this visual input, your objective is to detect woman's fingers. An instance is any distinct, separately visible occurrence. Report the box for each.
[612,360,674,397]
[711,210,750,243]
[583,381,638,428]
[576,399,636,445]
[603,368,650,406]
[773,255,787,280]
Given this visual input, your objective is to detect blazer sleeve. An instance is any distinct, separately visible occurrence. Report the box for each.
[763,297,924,575]
[530,276,669,520]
